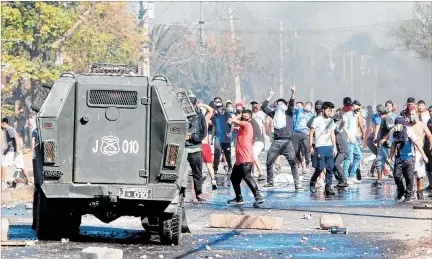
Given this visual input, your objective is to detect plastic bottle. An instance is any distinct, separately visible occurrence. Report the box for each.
[330,226,347,234]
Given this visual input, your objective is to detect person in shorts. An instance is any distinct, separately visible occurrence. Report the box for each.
[2,118,31,190]
[198,102,218,190]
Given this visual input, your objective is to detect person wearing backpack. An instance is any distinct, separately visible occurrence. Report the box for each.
[388,117,429,202]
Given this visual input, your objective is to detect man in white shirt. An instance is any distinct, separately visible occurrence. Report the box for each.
[251,100,268,179]
[341,97,363,185]
[418,100,431,124]
[309,102,338,195]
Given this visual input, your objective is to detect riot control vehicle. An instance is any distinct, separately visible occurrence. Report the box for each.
[31,63,194,245]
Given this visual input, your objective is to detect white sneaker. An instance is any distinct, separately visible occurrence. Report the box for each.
[347,178,355,185]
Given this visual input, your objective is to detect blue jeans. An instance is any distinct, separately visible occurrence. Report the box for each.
[343,142,362,178]
[376,145,394,172]
[310,146,335,186]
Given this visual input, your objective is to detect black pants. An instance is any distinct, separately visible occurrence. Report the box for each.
[188,151,203,196]
[292,132,311,165]
[230,162,261,199]
[333,152,348,182]
[213,141,232,172]
[394,158,414,198]
[266,139,300,186]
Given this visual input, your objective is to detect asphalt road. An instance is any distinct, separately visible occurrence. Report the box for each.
[2,153,432,259]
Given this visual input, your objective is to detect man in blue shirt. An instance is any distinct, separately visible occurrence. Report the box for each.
[292,101,314,173]
[366,105,384,177]
[211,101,234,174]
[388,117,428,202]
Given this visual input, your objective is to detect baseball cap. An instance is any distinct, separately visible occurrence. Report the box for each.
[343,97,352,106]
[250,99,259,105]
[377,105,388,115]
[214,97,223,102]
[353,100,361,106]
[226,100,233,106]
[235,103,243,108]
[395,116,406,125]
[315,100,323,108]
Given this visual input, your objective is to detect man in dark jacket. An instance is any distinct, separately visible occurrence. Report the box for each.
[261,85,303,190]
[186,94,207,202]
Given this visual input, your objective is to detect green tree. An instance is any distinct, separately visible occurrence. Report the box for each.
[1,2,144,115]
[392,2,432,60]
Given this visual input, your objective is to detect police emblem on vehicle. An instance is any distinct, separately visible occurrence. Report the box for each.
[100,135,120,156]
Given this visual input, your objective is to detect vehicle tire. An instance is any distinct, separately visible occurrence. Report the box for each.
[36,191,59,240]
[36,192,81,240]
[159,197,183,245]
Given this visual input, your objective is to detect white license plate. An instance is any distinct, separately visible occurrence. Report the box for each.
[119,188,152,200]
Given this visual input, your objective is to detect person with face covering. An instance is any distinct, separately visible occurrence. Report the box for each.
[388,117,428,202]
[406,109,432,200]
[211,101,234,174]
[292,101,314,174]
[260,86,304,190]
[185,94,208,202]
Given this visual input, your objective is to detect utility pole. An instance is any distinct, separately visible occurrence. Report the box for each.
[199,1,205,49]
[279,20,284,98]
[139,1,151,77]
[350,50,354,97]
[229,6,242,103]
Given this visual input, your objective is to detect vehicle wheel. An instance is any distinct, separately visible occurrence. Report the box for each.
[36,191,59,240]
[159,197,183,245]
[63,212,81,238]
[36,192,81,240]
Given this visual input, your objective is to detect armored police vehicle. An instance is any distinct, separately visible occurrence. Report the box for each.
[31,63,194,245]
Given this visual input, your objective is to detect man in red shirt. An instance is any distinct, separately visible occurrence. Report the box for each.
[227,109,264,205]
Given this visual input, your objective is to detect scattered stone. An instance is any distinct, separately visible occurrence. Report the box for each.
[319,214,343,230]
[210,214,283,230]
[25,203,33,210]
[159,255,164,259]
[140,256,147,259]
[1,218,9,241]
[81,247,123,259]
[302,237,308,241]
[312,247,320,251]
[205,245,211,251]
[61,238,69,243]
[320,247,326,251]
[215,254,221,258]
[388,223,395,227]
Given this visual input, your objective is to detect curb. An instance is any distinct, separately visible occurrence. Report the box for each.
[1,186,34,205]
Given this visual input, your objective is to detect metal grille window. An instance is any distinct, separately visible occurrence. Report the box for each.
[87,90,138,108]
[175,91,196,117]
[43,140,57,164]
[44,170,63,179]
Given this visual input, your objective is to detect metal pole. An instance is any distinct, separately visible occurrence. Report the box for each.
[142,2,150,77]
[229,6,241,103]
[279,20,284,98]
